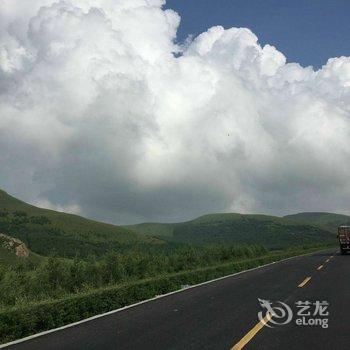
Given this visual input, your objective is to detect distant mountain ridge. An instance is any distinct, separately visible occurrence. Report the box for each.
[0,188,341,256]
[284,212,350,232]
[125,212,337,248]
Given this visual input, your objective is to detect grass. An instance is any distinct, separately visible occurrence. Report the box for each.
[0,247,43,267]
[0,247,21,266]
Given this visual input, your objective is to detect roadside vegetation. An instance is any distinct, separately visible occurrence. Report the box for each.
[0,243,333,344]
[0,188,338,344]
[0,244,269,310]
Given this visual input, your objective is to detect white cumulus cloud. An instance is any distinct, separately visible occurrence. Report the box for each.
[1,0,350,223]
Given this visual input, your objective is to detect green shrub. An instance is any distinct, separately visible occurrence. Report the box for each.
[0,245,330,344]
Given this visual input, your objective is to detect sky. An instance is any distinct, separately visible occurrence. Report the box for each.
[0,0,350,225]
[166,0,350,69]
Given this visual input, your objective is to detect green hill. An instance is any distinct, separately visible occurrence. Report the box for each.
[0,233,43,266]
[0,189,160,258]
[126,222,175,237]
[0,188,339,258]
[126,213,335,249]
[284,212,350,233]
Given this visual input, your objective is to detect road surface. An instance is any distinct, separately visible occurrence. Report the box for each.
[3,249,348,350]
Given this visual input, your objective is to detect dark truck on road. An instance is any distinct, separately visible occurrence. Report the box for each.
[338,226,350,254]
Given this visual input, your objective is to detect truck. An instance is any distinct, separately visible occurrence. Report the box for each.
[338,226,350,255]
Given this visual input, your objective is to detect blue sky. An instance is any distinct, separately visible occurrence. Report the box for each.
[165,0,350,69]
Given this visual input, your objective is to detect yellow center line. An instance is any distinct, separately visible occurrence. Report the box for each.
[298,276,311,288]
[231,313,272,350]
[230,252,334,349]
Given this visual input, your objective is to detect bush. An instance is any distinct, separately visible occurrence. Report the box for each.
[0,246,328,344]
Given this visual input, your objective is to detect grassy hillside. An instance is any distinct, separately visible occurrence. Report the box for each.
[0,233,44,266]
[0,189,160,258]
[125,223,175,237]
[127,213,336,248]
[0,246,43,267]
[0,188,339,258]
[0,246,20,266]
[284,212,350,233]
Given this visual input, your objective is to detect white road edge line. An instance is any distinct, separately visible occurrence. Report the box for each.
[0,248,335,349]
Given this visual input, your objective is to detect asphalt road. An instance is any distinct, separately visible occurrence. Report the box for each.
[4,248,348,350]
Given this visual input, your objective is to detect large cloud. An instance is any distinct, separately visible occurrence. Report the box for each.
[1,0,350,224]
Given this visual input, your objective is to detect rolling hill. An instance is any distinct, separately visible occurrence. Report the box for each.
[126,213,336,248]
[0,189,160,258]
[284,212,350,233]
[0,188,340,258]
